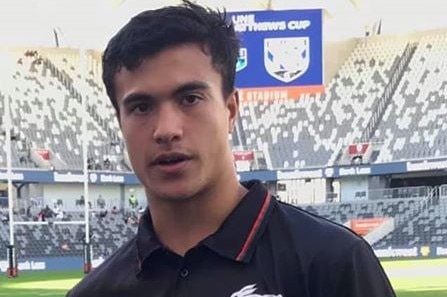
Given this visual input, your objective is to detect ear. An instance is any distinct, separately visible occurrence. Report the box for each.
[226,89,239,133]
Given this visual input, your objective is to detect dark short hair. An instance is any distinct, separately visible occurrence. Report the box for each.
[102,0,240,116]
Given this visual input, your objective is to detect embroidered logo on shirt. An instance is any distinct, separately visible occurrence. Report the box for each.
[230,284,283,297]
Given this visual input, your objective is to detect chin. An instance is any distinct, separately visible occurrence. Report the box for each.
[149,182,200,202]
[155,190,197,202]
[143,171,210,202]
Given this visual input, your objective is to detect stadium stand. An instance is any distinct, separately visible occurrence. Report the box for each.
[0,90,34,168]
[2,50,125,171]
[0,210,138,259]
[2,34,444,172]
[374,187,447,248]
[43,50,122,148]
[299,186,430,225]
[1,27,447,264]
[1,185,444,260]
[373,33,447,162]
[237,38,408,168]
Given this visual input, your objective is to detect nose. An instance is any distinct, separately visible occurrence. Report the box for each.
[152,102,183,145]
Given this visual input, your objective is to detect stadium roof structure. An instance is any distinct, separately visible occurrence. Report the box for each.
[0,0,447,49]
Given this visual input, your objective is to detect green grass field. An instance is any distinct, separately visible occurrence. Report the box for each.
[381,258,447,297]
[1,258,446,297]
[0,270,82,297]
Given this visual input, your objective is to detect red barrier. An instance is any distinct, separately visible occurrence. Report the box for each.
[348,143,369,156]
[350,218,387,235]
[233,151,255,161]
[35,149,50,160]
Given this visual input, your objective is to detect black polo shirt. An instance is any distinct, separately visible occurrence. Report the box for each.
[67,180,395,297]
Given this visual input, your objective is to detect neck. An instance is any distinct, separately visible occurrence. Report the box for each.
[148,172,247,256]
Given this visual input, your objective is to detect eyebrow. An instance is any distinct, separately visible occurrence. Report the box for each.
[172,81,210,96]
[121,92,154,108]
[121,81,211,107]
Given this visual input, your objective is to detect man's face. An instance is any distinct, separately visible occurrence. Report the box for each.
[114,43,238,202]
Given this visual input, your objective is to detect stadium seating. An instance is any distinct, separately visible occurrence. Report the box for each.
[44,50,122,144]
[237,38,408,168]
[1,185,446,260]
[1,28,447,263]
[374,196,447,248]
[1,51,125,171]
[373,34,447,162]
[299,196,426,225]
[293,185,447,249]
[0,210,137,260]
[0,90,35,168]
[2,34,445,171]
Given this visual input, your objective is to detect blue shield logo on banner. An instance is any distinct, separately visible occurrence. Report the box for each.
[264,37,310,83]
[236,48,248,72]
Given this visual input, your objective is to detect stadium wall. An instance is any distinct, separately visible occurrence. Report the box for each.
[338,176,369,201]
[2,245,447,273]
[0,256,103,272]
[368,175,390,191]
[42,183,122,210]
[276,178,327,204]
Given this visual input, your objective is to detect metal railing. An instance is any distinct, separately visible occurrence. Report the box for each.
[368,186,430,200]
[361,42,418,141]
[325,185,430,203]
[440,184,447,199]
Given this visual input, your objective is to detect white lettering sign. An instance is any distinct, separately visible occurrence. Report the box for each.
[277,169,322,180]
[374,247,418,258]
[242,90,289,102]
[100,174,124,183]
[232,14,311,33]
[407,160,447,171]
[4,260,47,271]
[53,172,84,183]
[339,167,371,176]
[0,172,25,181]
[436,247,447,256]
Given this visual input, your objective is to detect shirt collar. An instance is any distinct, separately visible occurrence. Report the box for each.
[134,180,276,274]
[135,209,163,274]
[202,180,275,263]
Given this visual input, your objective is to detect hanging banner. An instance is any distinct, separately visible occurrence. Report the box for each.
[228,9,324,100]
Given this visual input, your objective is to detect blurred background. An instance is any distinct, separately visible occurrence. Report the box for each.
[0,1,446,296]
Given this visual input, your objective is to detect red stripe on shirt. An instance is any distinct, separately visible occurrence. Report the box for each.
[236,191,272,261]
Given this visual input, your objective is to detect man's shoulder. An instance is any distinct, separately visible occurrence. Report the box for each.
[66,236,137,297]
[270,200,365,256]
[255,198,395,296]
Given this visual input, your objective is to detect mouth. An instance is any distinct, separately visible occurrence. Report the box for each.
[151,152,192,173]
[152,152,192,165]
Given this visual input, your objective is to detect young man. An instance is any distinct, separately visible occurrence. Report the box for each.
[67,1,396,296]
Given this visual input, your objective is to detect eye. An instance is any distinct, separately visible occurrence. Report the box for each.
[131,102,152,114]
[181,94,202,106]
